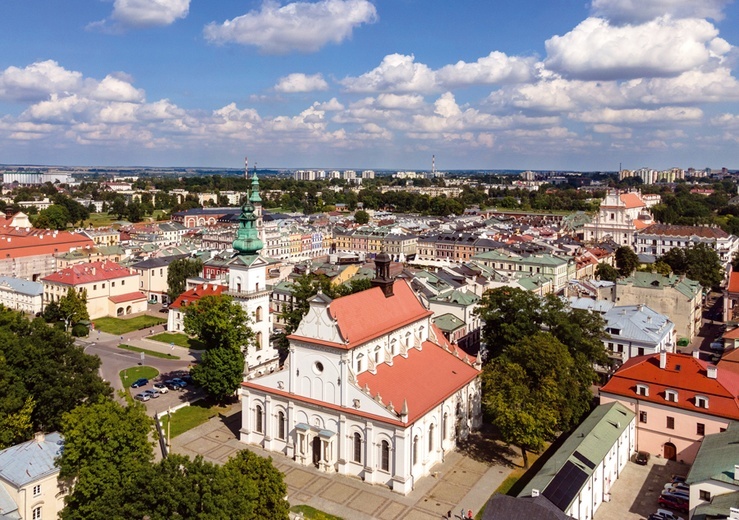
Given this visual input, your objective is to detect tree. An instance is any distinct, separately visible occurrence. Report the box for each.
[34,204,71,230]
[660,243,722,289]
[191,345,246,402]
[167,257,204,302]
[222,450,290,520]
[183,295,253,352]
[58,287,90,331]
[353,209,370,224]
[475,287,543,358]
[595,262,619,282]
[58,399,154,519]
[0,308,111,434]
[615,246,640,277]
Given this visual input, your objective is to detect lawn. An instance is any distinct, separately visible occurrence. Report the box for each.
[119,366,159,388]
[289,505,344,520]
[150,332,206,350]
[86,212,117,227]
[94,315,166,335]
[118,343,180,360]
[159,400,230,439]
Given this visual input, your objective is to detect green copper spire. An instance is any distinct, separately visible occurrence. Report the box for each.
[232,199,263,255]
[249,171,262,204]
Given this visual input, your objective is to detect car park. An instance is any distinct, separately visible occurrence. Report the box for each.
[164,379,183,391]
[134,392,150,402]
[143,389,160,399]
[664,481,689,493]
[651,509,685,520]
[671,475,687,484]
[634,451,650,465]
[153,382,169,394]
[131,378,149,388]
[171,378,187,388]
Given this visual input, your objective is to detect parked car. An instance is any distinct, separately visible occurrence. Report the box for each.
[664,481,689,493]
[652,508,685,520]
[710,341,725,352]
[634,451,650,465]
[671,475,687,484]
[143,389,160,399]
[164,379,183,391]
[659,493,689,513]
[131,378,149,388]
[171,378,187,388]
[134,393,150,402]
[153,382,169,394]
[181,374,194,385]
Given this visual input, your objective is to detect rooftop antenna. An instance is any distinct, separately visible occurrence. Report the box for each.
[432,155,436,175]
[244,156,248,180]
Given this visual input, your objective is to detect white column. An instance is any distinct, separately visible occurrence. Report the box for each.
[364,421,375,483]
[240,390,251,441]
[263,395,272,449]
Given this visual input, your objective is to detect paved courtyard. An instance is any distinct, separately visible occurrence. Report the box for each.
[595,456,690,520]
[172,408,514,519]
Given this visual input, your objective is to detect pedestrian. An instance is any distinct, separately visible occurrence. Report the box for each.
[467,509,473,519]
[446,511,451,519]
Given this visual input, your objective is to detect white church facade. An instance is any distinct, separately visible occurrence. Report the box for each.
[240,255,482,494]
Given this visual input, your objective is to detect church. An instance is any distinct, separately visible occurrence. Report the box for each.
[239,252,483,494]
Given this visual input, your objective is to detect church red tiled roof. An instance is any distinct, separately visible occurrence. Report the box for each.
[42,260,135,285]
[170,283,226,310]
[727,272,739,294]
[619,193,645,209]
[600,353,739,421]
[109,291,147,303]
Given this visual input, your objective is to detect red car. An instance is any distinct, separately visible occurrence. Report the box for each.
[658,494,689,513]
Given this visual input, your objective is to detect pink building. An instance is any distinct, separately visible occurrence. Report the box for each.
[600,351,739,464]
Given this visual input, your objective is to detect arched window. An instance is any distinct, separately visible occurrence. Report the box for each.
[412,435,419,465]
[381,440,390,471]
[255,331,263,351]
[255,306,263,322]
[428,424,434,452]
[255,405,263,433]
[356,353,364,373]
[277,411,285,440]
[353,433,362,463]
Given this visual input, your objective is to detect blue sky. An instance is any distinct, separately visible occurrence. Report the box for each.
[1,0,738,171]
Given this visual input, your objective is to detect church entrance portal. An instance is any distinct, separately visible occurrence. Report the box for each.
[312,436,321,467]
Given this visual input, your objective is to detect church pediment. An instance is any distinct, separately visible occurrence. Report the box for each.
[228,254,268,268]
[293,296,345,345]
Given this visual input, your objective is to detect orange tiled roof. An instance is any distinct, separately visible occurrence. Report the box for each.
[619,193,646,209]
[356,340,479,423]
[718,348,739,376]
[633,219,651,230]
[600,353,739,420]
[0,228,94,259]
[109,291,147,304]
[42,261,135,285]
[727,272,739,294]
[170,283,226,310]
[289,280,432,350]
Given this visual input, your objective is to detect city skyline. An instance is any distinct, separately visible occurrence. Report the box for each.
[1,0,738,171]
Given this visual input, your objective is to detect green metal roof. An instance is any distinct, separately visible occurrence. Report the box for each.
[618,271,702,299]
[433,313,465,332]
[429,289,479,306]
[519,402,635,507]
[686,421,739,486]
[691,490,739,520]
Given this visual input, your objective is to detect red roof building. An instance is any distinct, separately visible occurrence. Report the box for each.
[166,283,226,333]
[240,276,481,495]
[600,351,739,463]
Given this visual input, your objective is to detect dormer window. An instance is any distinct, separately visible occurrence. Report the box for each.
[695,395,709,409]
[665,389,678,403]
[636,384,649,397]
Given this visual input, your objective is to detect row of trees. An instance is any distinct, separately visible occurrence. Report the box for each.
[476,288,606,467]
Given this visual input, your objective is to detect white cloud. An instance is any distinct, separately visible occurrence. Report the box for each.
[590,0,730,24]
[375,93,425,110]
[274,73,329,93]
[88,75,145,103]
[340,54,437,93]
[204,0,377,54]
[574,106,703,124]
[436,52,536,87]
[545,17,729,80]
[313,98,344,111]
[112,0,189,27]
[0,61,83,102]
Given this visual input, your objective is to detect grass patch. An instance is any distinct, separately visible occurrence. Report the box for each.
[86,212,118,227]
[119,366,159,388]
[150,332,206,350]
[94,315,166,335]
[289,505,344,520]
[159,400,229,439]
[118,343,180,360]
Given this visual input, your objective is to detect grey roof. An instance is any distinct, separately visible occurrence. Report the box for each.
[0,277,43,296]
[483,494,571,520]
[602,304,674,345]
[0,482,20,518]
[131,253,189,269]
[691,490,739,520]
[0,432,63,488]
[568,297,615,314]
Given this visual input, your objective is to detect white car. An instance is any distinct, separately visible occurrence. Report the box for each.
[653,509,684,520]
[153,382,169,394]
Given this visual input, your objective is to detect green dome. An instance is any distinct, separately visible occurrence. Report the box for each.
[233,200,263,255]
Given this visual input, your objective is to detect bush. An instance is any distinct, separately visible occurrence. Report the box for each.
[71,323,90,337]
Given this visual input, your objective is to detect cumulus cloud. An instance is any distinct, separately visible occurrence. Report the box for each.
[545,17,730,80]
[313,98,344,111]
[204,0,377,54]
[574,106,703,124]
[274,73,329,93]
[89,0,190,30]
[340,54,437,93]
[0,61,83,102]
[590,0,731,24]
[436,52,536,87]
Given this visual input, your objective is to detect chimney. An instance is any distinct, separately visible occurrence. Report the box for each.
[707,365,718,379]
[531,489,540,497]
[729,507,739,520]
[659,348,667,369]
[34,431,45,443]
[735,465,739,481]
[693,350,700,359]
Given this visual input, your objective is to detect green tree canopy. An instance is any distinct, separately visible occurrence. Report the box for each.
[183,295,253,352]
[615,246,640,277]
[191,345,246,402]
[659,243,722,289]
[57,287,90,331]
[353,209,370,224]
[475,287,543,358]
[0,308,111,435]
[34,204,71,230]
[595,262,619,282]
[167,257,204,302]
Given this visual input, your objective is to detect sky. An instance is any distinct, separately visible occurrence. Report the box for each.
[1,0,738,171]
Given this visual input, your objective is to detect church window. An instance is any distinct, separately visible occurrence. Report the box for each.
[381,440,390,471]
[353,433,362,463]
[255,405,263,433]
[413,435,419,465]
[428,424,434,452]
[255,306,263,322]
[255,332,263,351]
[277,411,286,440]
[442,413,448,440]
